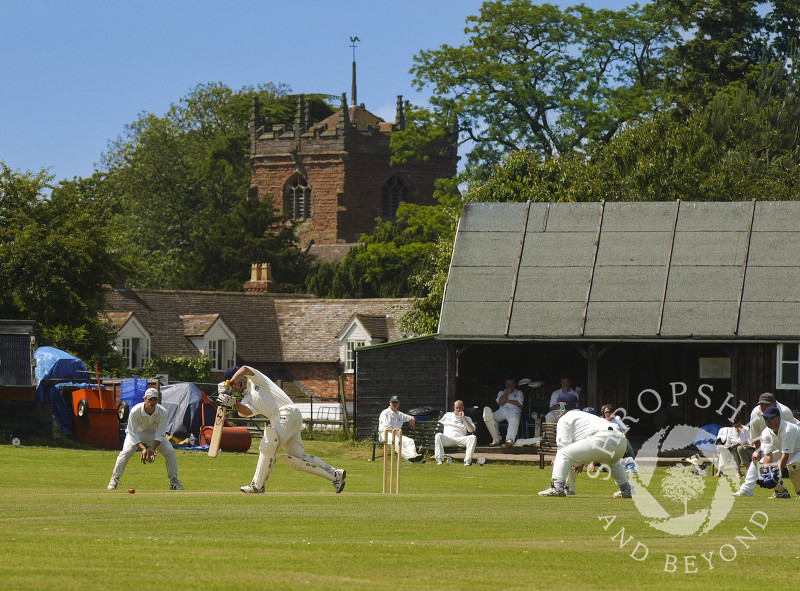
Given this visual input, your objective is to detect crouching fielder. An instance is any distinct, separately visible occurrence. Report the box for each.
[218,366,345,494]
[538,393,633,499]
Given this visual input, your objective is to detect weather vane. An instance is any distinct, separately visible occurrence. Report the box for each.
[350,36,360,62]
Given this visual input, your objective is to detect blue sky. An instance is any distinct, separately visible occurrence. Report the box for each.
[1,0,632,183]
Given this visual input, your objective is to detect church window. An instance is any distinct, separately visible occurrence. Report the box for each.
[285,176,311,220]
[381,175,408,220]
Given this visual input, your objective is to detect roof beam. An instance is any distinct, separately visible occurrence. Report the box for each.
[657,200,681,336]
[580,201,605,336]
[505,201,532,336]
[734,199,756,335]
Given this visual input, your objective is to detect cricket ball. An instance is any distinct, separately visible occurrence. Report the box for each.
[128,488,135,494]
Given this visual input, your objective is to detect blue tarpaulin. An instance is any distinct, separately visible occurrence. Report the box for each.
[161,382,203,442]
[34,347,88,438]
[120,377,148,408]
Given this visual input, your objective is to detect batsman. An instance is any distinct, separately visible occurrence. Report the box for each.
[217,366,346,494]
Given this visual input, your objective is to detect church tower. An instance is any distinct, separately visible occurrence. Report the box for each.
[248,51,458,252]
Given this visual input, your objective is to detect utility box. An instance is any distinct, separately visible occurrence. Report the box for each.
[0,321,49,441]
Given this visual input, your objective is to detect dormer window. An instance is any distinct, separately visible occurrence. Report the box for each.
[337,314,389,374]
[106,312,151,370]
[182,314,236,372]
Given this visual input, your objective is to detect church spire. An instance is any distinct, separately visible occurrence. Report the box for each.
[349,36,360,107]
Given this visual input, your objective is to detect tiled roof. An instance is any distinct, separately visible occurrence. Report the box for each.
[306,243,359,263]
[104,288,413,364]
[181,314,220,336]
[317,105,386,132]
[355,314,390,341]
[274,299,414,362]
[103,311,134,332]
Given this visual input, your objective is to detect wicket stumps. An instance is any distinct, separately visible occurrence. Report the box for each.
[382,427,402,494]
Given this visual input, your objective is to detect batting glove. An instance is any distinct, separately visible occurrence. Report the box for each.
[217,381,231,396]
[217,392,237,408]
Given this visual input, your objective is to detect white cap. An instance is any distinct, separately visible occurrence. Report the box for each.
[144,388,159,400]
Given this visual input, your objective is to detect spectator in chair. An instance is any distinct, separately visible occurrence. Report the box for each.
[435,400,477,466]
[378,395,423,462]
[545,377,579,423]
[483,377,524,447]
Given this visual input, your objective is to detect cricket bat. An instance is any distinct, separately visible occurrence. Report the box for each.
[208,380,229,458]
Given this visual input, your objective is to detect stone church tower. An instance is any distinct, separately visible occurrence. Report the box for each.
[248,92,458,251]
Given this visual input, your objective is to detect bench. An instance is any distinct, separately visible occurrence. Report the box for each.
[370,418,463,460]
[537,422,558,469]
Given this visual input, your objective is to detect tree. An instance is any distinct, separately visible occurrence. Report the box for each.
[99,82,333,291]
[0,163,130,363]
[663,0,773,111]
[410,0,677,168]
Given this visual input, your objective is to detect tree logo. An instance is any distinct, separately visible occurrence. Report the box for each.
[631,425,736,536]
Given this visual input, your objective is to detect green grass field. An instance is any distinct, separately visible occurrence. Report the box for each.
[1,438,798,590]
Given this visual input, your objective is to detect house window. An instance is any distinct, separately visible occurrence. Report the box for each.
[208,339,235,372]
[381,175,408,220]
[777,343,800,388]
[345,340,365,372]
[121,337,147,369]
[285,176,311,220]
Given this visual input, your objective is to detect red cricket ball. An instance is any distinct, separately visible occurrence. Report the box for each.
[128,488,135,494]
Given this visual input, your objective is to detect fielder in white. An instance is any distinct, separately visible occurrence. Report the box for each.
[733,392,798,497]
[217,366,345,494]
[483,377,524,446]
[435,400,477,466]
[760,405,800,498]
[108,388,183,491]
[378,395,423,462]
[538,393,633,498]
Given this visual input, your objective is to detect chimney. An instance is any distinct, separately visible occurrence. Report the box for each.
[244,263,278,293]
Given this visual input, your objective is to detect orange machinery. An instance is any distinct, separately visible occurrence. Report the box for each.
[70,364,127,450]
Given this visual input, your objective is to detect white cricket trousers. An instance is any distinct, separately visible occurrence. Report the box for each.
[552,429,628,488]
[435,432,477,464]
[111,432,179,484]
[380,430,418,460]
[483,406,521,442]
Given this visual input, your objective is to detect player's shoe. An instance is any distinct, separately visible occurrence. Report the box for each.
[613,483,634,498]
[538,487,566,497]
[332,469,346,494]
[436,459,443,465]
[565,487,575,496]
[107,478,119,491]
[505,439,514,447]
[240,483,265,494]
[489,440,502,447]
[170,481,184,491]
[732,488,753,497]
[769,488,791,499]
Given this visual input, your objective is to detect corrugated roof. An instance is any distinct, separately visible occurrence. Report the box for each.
[438,201,800,341]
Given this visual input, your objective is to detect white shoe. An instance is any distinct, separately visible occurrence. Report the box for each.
[732,489,753,497]
[332,469,346,494]
[565,487,575,496]
[170,481,184,491]
[240,483,265,494]
[436,460,443,465]
[612,490,633,498]
[489,440,502,447]
[505,439,514,447]
[107,478,119,491]
[464,461,471,466]
[538,487,566,497]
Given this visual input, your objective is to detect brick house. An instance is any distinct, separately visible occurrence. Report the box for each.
[104,284,414,405]
[248,93,458,251]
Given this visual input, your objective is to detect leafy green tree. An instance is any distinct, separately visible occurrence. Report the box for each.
[141,355,213,383]
[306,199,454,299]
[410,0,677,168]
[99,82,332,291]
[0,163,130,363]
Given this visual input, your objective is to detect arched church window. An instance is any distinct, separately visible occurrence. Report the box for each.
[381,175,408,220]
[285,176,311,220]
